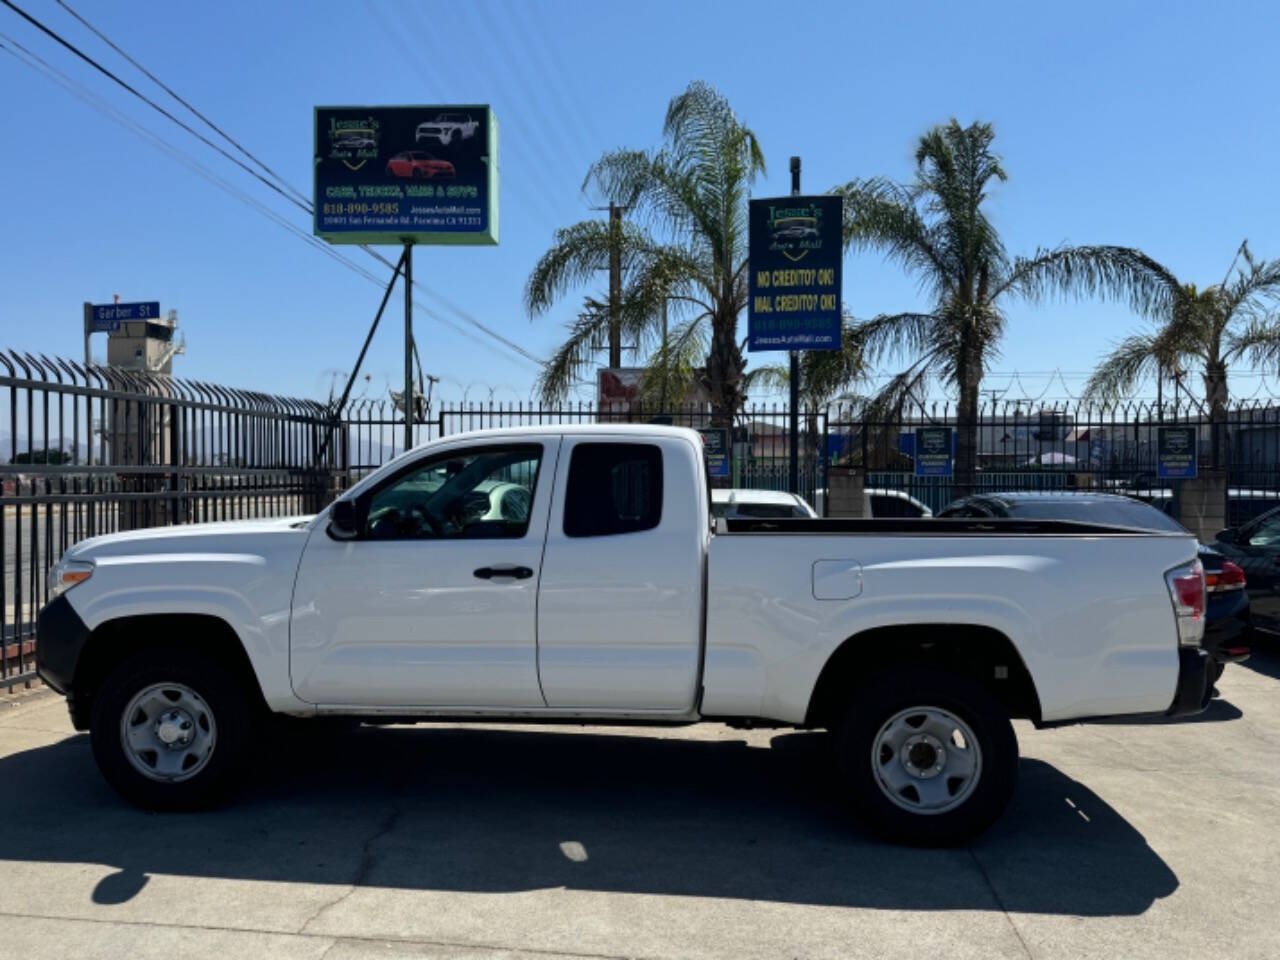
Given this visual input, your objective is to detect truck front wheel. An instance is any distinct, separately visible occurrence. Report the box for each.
[90,649,252,810]
[835,667,1018,845]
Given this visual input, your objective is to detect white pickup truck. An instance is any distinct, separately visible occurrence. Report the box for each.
[36,425,1212,844]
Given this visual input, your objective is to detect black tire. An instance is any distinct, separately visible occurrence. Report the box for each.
[1208,659,1225,685]
[835,666,1018,846]
[90,649,253,810]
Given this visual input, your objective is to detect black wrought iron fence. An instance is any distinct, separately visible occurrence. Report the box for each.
[8,347,1280,689]
[1,352,335,685]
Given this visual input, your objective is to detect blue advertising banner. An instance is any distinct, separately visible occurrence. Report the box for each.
[314,105,498,245]
[747,194,843,351]
[1156,426,1197,479]
[697,427,731,478]
[914,427,954,477]
[87,302,160,333]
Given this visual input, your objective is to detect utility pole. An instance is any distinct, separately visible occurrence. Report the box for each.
[788,156,801,495]
[609,202,622,369]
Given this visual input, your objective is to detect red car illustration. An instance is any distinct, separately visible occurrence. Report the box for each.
[385,151,455,179]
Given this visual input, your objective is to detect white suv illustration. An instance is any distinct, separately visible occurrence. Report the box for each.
[415,113,479,146]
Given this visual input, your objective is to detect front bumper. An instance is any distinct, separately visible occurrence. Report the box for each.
[35,593,91,697]
[1167,647,1214,717]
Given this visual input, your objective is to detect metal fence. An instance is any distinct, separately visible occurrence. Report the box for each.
[7,349,1280,687]
[1,352,336,686]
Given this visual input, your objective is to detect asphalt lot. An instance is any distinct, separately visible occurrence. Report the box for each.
[0,652,1277,960]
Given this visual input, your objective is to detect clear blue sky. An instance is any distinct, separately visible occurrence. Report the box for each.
[1,0,1277,406]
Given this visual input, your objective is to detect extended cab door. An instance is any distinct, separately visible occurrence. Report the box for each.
[289,438,558,707]
[536,434,707,711]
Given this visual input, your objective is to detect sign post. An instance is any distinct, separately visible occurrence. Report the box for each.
[747,176,842,495]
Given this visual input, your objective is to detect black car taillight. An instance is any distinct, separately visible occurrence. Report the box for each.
[1206,560,1246,593]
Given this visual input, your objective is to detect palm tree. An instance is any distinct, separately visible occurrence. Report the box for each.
[837,119,1176,491]
[525,81,764,422]
[1084,241,1280,426]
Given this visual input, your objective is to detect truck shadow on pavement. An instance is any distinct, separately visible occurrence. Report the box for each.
[0,725,1177,916]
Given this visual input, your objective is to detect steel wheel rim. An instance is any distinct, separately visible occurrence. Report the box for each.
[870,705,982,816]
[119,681,217,783]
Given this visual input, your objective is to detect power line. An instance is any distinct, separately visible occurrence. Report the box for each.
[0,30,543,373]
[0,0,311,215]
[2,0,549,370]
[52,0,311,209]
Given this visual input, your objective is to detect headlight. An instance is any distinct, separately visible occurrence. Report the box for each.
[47,559,94,600]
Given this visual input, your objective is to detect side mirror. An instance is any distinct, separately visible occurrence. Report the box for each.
[1215,528,1239,544]
[328,499,360,540]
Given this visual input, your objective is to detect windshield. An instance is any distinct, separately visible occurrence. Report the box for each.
[1000,497,1188,532]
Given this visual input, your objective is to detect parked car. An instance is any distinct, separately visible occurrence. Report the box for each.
[38,425,1212,844]
[711,488,817,519]
[1210,504,1280,637]
[414,113,479,145]
[385,151,455,179]
[813,487,933,519]
[938,492,1250,680]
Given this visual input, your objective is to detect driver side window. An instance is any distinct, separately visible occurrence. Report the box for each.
[363,444,542,541]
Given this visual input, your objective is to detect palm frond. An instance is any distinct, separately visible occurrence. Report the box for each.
[1228,318,1280,370]
[845,311,938,367]
[997,245,1182,319]
[1082,333,1169,403]
[535,309,613,403]
[836,178,953,301]
[524,218,653,316]
[638,314,709,407]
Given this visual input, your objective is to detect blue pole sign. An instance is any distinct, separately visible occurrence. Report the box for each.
[914,427,953,477]
[697,427,731,478]
[1157,426,1197,479]
[89,302,160,332]
[747,194,843,351]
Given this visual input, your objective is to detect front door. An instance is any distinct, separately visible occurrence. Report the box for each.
[290,438,557,707]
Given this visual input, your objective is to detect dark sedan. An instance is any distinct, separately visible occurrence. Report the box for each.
[939,492,1250,682]
[1211,505,1280,637]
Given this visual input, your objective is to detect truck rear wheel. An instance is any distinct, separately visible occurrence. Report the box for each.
[835,667,1018,845]
[90,649,251,810]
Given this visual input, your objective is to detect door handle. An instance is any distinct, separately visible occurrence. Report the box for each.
[473,565,534,580]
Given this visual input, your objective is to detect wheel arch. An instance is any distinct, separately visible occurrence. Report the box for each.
[804,623,1042,730]
[70,614,268,730]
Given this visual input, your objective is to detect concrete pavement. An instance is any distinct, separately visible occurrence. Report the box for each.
[0,651,1277,960]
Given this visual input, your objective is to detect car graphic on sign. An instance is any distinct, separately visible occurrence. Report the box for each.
[415,113,479,146]
[772,217,820,241]
[335,134,376,150]
[386,151,456,179]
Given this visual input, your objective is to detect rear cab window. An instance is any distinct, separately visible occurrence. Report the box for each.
[563,443,663,537]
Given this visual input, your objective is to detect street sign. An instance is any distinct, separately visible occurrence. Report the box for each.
[914,426,954,477]
[1157,426,1197,479]
[85,301,160,333]
[314,105,499,245]
[697,427,731,478]
[747,194,842,351]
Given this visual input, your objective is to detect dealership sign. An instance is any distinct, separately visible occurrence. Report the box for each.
[1157,426,1197,479]
[314,105,498,245]
[697,427,731,478]
[914,427,954,477]
[747,194,842,351]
